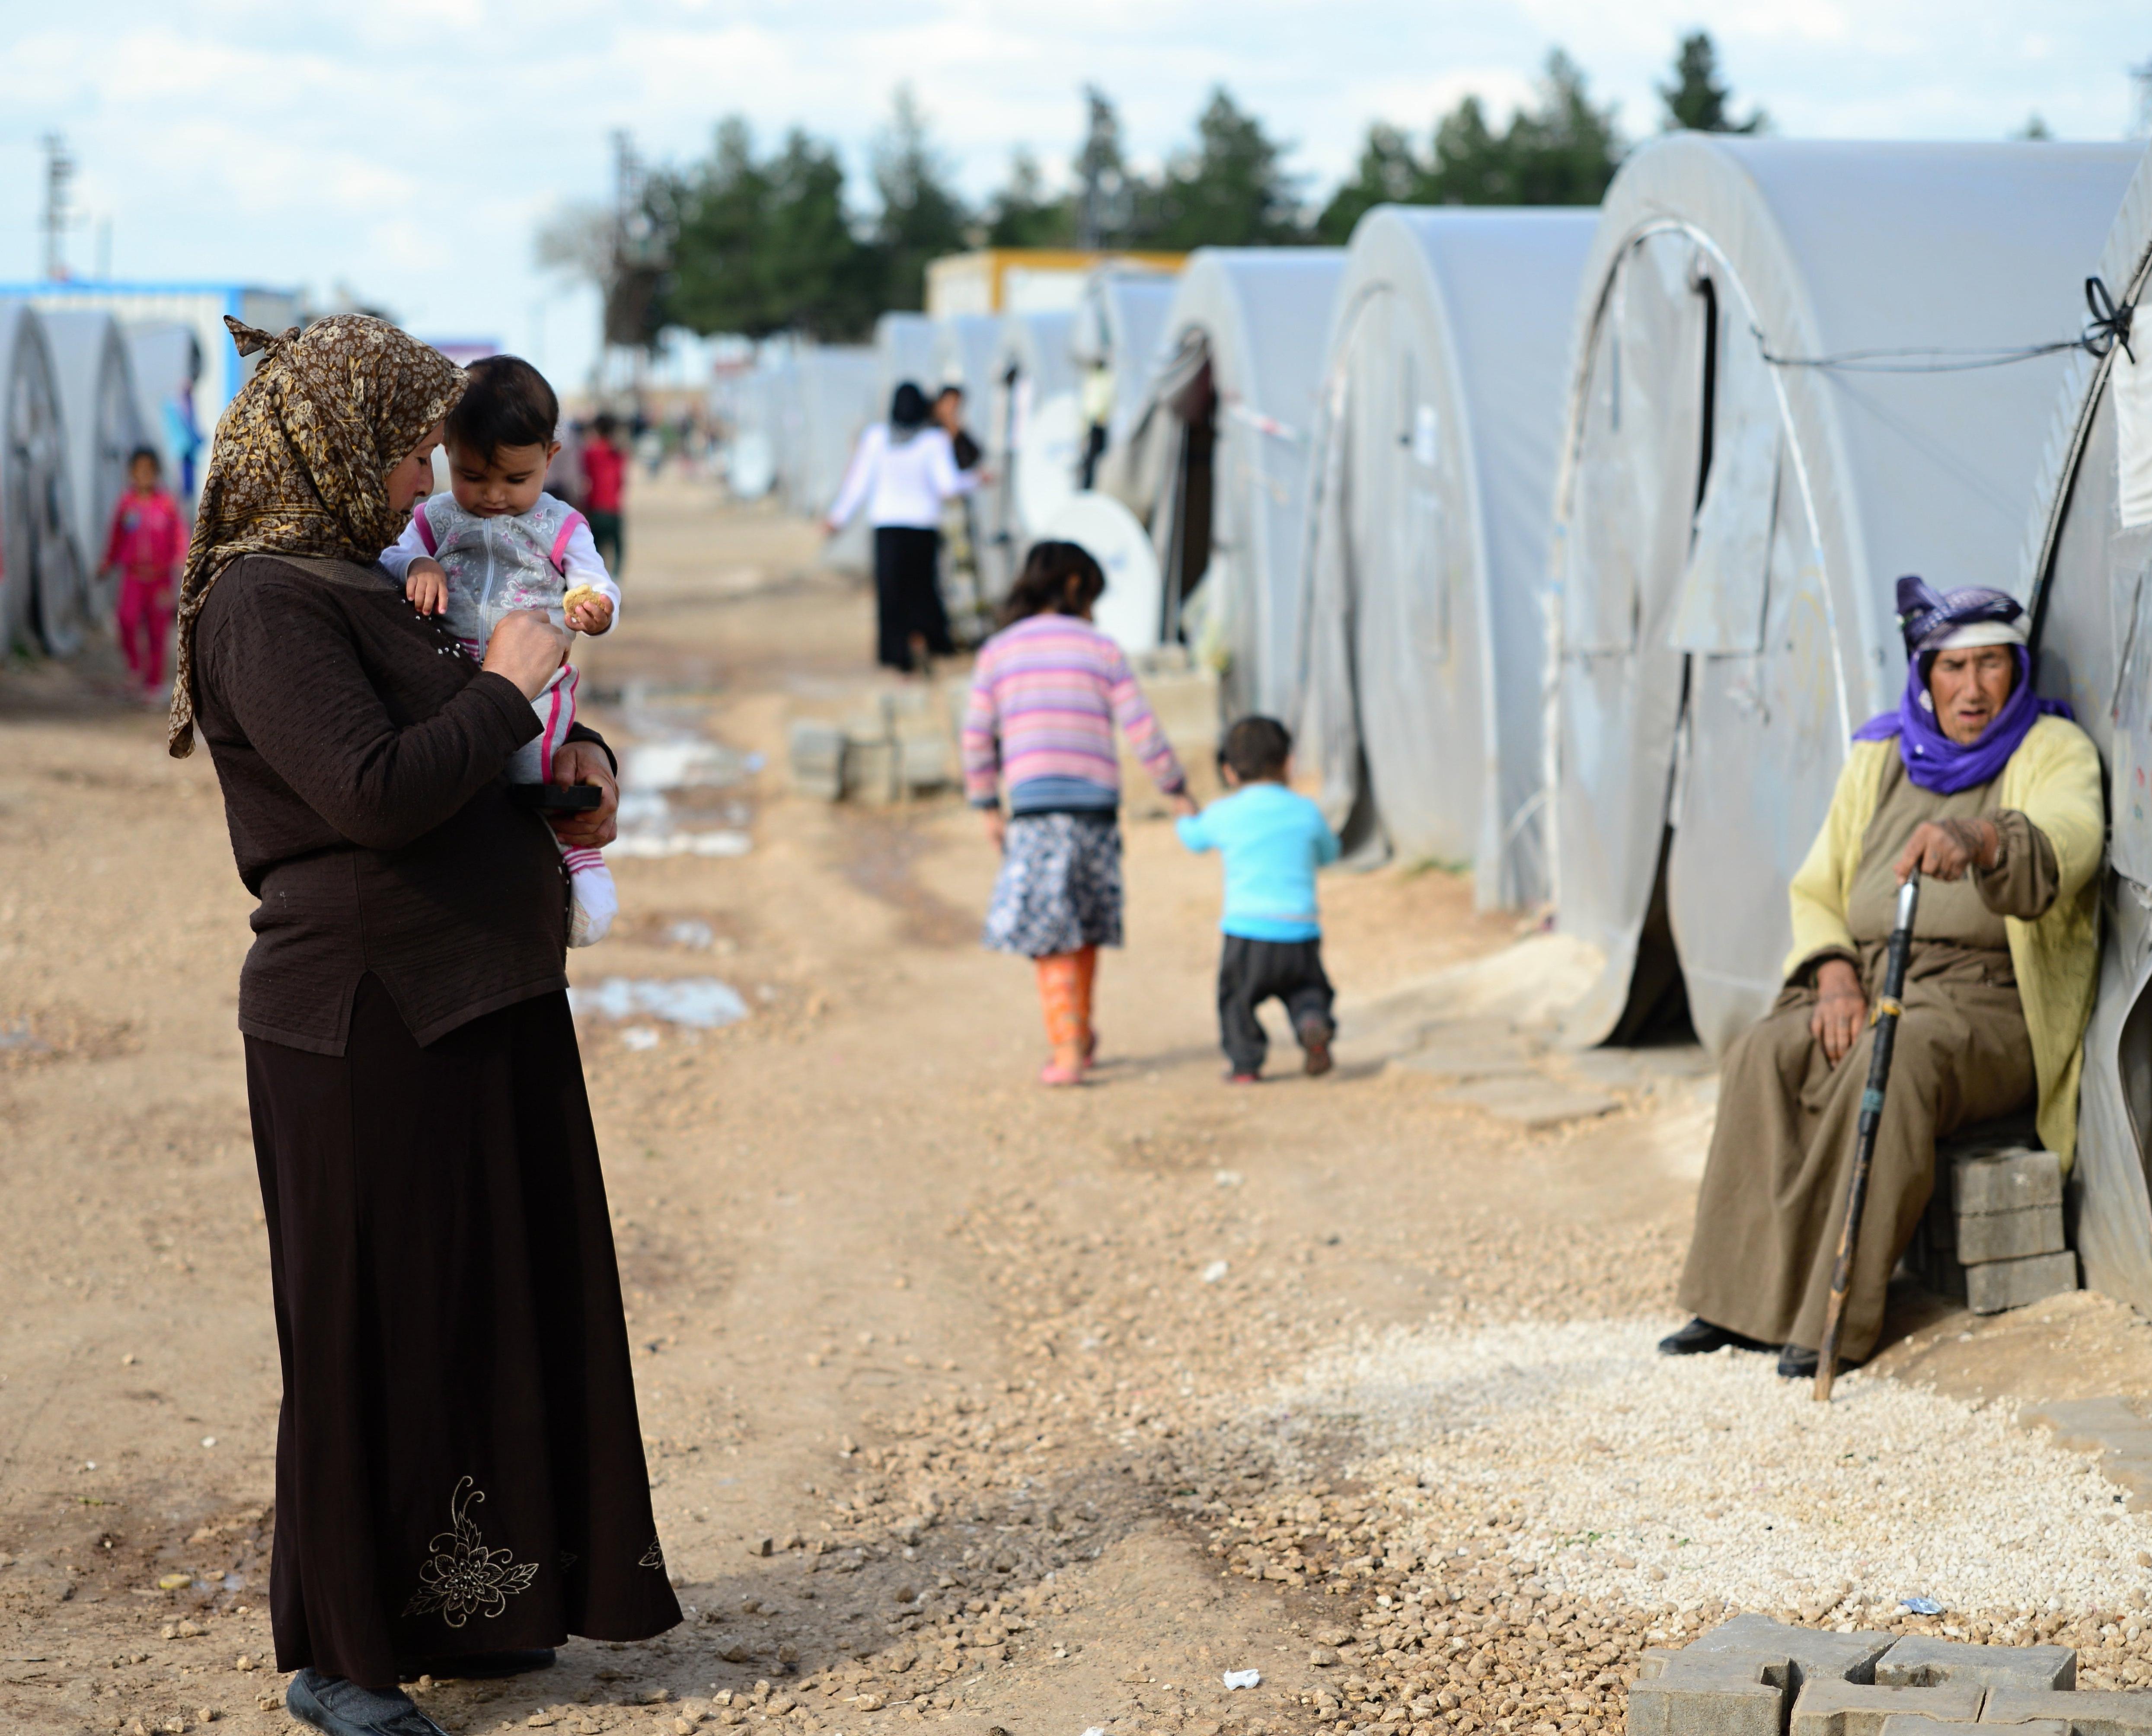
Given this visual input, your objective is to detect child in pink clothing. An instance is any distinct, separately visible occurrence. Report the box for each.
[103,447,186,697]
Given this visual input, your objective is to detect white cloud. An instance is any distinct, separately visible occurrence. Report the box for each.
[0,0,2142,390]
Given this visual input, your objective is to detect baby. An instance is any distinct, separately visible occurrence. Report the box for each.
[380,354,623,945]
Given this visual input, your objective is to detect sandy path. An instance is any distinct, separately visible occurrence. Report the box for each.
[8,481,2152,1736]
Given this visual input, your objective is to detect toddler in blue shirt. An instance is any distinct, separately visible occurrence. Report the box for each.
[1176,716,1342,1082]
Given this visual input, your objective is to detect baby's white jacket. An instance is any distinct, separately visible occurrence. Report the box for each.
[382,489,621,646]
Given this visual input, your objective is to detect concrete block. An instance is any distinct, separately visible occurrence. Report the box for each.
[1628,1655,1788,1736]
[1951,1149,2064,1216]
[2018,1398,2147,1452]
[1955,1205,2067,1264]
[1983,1687,2152,1736]
[894,732,952,792]
[1889,1720,2067,1736]
[842,739,897,804]
[1790,1679,1984,1736]
[1965,1250,2078,1315]
[1875,1636,2074,1691]
[1678,1615,1896,1679]
[787,721,845,801]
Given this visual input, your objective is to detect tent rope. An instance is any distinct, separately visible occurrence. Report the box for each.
[1757,275,2136,374]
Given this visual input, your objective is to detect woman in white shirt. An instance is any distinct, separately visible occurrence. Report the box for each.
[827,381,980,673]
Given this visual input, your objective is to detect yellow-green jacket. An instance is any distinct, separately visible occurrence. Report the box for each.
[1782,715,2104,1166]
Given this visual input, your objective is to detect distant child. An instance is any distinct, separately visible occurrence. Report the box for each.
[964,540,1197,1085]
[581,412,627,574]
[1177,716,1341,1082]
[102,446,185,699]
[380,355,623,946]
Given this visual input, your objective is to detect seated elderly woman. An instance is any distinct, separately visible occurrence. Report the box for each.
[1661,577,2103,1379]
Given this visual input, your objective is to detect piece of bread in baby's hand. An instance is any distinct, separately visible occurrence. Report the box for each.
[563,585,603,615]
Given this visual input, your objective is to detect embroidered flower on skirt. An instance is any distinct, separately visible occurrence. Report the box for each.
[982,814,1124,957]
[402,1477,541,1627]
[639,1535,667,1570]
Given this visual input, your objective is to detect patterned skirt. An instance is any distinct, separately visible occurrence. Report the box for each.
[983,812,1124,956]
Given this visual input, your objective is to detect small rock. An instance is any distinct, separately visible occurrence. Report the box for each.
[1609,1555,1637,1570]
[747,1537,772,1558]
[234,1656,253,1672]
[849,1693,884,1711]
[196,1713,218,1727]
[1310,1647,1340,1667]
[526,1717,556,1730]
[174,1619,203,1638]
[157,1574,192,1592]
[776,1643,798,1665]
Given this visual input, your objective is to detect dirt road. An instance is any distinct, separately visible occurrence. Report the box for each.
[10,482,2152,1736]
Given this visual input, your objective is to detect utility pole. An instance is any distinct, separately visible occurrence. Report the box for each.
[42,132,76,280]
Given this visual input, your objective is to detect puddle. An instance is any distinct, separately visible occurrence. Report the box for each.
[621,739,762,791]
[568,977,750,1028]
[612,787,756,858]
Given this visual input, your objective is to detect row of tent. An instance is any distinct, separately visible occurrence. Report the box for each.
[725,131,2152,1312]
[0,299,202,660]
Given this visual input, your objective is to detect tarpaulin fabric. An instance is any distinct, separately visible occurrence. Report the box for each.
[2020,137,2152,1311]
[874,312,941,417]
[39,306,152,630]
[1121,248,1345,720]
[1550,135,2142,1055]
[1297,206,1595,908]
[0,302,87,657]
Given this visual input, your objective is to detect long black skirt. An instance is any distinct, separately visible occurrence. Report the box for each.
[873,524,953,670]
[246,975,680,1689]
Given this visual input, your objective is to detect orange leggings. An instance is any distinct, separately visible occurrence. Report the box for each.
[1034,948,1097,1050]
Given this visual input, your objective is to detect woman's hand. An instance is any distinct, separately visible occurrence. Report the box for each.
[547,741,619,848]
[981,807,1007,852]
[1892,817,1999,884]
[1810,957,1868,1066]
[482,610,570,699]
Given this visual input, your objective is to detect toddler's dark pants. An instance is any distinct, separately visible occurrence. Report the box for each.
[1217,935,1334,1075]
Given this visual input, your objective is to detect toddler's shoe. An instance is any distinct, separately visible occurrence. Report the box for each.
[1224,1068,1261,1085]
[568,861,617,948]
[1297,1014,1335,1076]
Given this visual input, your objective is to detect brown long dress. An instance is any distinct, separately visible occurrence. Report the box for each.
[1676,753,2058,1363]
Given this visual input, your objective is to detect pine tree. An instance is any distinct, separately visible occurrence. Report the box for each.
[1146,87,1305,249]
[870,87,971,311]
[1659,31,1766,134]
[1423,52,1622,205]
[987,149,1072,247]
[1315,122,1425,242]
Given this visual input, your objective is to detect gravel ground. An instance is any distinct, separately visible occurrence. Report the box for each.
[1263,1318,2152,1625]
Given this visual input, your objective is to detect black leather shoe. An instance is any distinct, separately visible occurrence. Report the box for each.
[288,1670,450,1736]
[1780,1343,1863,1379]
[1657,1318,1766,1356]
[402,1649,556,1682]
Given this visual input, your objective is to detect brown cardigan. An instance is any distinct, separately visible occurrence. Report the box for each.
[193,552,603,1055]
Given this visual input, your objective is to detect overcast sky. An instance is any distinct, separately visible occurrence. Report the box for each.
[2,1,2146,391]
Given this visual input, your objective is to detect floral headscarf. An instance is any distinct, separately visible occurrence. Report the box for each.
[166,314,465,756]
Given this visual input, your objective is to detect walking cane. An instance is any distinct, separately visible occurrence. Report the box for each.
[1814,871,1921,1403]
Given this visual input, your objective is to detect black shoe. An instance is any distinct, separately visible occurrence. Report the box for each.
[402,1648,556,1682]
[1779,1343,1864,1379]
[1298,1015,1335,1076]
[288,1669,450,1736]
[1657,1317,1766,1357]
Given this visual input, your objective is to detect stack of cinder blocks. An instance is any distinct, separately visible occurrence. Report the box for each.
[1911,1139,2077,1315]
[787,691,955,804]
[1629,1614,2139,1736]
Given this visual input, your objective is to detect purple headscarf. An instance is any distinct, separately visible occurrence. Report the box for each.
[1851,575,2072,795]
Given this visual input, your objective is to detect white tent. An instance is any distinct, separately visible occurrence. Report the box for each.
[784,343,879,517]
[122,321,204,506]
[1549,135,2142,1054]
[1299,206,1596,906]
[2018,141,2152,1308]
[0,304,87,657]
[43,308,153,622]
[1072,268,1176,492]
[978,311,1081,601]
[1121,248,1345,718]
[932,314,1001,421]
[874,312,940,413]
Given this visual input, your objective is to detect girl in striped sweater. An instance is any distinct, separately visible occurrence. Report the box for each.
[963,542,1195,1085]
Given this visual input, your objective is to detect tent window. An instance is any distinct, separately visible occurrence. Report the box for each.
[1670,291,1779,656]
